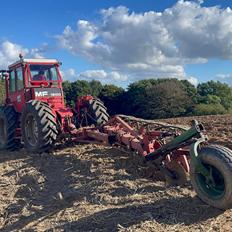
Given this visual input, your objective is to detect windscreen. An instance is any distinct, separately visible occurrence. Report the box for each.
[29,64,58,81]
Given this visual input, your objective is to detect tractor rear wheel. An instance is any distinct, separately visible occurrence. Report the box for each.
[0,106,18,150]
[190,145,232,209]
[79,98,109,127]
[21,100,58,153]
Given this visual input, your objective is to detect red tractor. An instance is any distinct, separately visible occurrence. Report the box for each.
[0,55,109,153]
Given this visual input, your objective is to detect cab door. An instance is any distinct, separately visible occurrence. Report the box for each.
[8,67,25,112]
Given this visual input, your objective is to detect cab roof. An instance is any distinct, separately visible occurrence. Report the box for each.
[9,58,60,69]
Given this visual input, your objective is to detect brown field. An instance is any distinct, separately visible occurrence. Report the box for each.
[161,114,232,150]
[0,114,232,231]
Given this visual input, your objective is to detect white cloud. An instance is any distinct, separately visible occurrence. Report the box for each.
[0,41,48,69]
[30,48,44,59]
[0,41,29,68]
[187,76,198,86]
[57,7,180,78]
[108,71,128,81]
[60,68,78,81]
[197,0,204,5]
[61,68,128,83]
[80,70,128,82]
[215,73,232,85]
[57,1,232,85]
[163,1,232,59]
[30,44,48,59]
[80,70,108,79]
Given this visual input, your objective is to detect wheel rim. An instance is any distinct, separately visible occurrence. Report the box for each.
[0,117,7,146]
[25,114,39,146]
[196,163,225,199]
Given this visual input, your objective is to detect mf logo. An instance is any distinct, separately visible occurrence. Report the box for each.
[35,91,48,97]
[17,95,21,102]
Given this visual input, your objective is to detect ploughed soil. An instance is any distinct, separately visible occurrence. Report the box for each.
[0,114,232,231]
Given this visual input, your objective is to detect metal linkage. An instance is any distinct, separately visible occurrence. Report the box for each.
[145,120,206,161]
[117,114,190,132]
[71,116,208,185]
[102,115,165,156]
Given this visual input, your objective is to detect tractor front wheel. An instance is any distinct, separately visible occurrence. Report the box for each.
[190,145,232,209]
[0,106,18,150]
[21,100,58,153]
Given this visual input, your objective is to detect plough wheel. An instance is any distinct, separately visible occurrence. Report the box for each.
[190,145,232,210]
[165,160,188,186]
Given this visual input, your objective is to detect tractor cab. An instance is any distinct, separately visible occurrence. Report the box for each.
[0,55,109,154]
[4,56,65,112]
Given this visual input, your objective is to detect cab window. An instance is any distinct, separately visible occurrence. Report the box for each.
[16,67,24,90]
[29,65,58,81]
[9,70,16,92]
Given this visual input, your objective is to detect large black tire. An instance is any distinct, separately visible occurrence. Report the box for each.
[79,98,109,127]
[190,145,232,209]
[0,106,18,150]
[21,100,58,153]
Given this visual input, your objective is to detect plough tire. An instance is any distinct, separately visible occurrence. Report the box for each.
[190,145,232,210]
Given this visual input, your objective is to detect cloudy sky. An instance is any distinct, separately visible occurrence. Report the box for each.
[0,0,232,87]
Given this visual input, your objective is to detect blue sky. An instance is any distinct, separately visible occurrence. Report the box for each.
[0,0,232,88]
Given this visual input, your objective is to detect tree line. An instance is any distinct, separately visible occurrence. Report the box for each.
[0,78,231,119]
[0,80,5,104]
[63,79,232,119]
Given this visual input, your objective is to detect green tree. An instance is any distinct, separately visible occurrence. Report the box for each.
[180,80,197,115]
[89,80,103,97]
[122,79,160,115]
[123,78,195,118]
[128,79,192,119]
[197,81,232,111]
[180,80,197,102]
[62,78,232,118]
[71,80,92,97]
[0,78,5,105]
[194,103,226,115]
[62,80,92,106]
[62,81,73,105]
[205,95,222,105]
[99,84,125,115]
